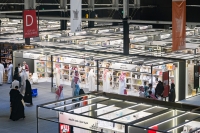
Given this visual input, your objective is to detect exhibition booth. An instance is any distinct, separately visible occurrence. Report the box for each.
[13,47,189,101]
[37,93,200,133]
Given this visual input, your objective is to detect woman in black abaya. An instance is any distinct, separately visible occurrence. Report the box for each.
[10,86,25,121]
[23,79,33,105]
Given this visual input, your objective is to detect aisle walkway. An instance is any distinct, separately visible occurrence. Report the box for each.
[0,82,88,133]
[179,94,200,106]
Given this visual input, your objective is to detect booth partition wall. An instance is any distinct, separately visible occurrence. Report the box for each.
[37,93,200,133]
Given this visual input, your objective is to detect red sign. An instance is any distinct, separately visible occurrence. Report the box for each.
[172,0,186,51]
[59,124,70,133]
[23,10,38,38]
[163,71,169,97]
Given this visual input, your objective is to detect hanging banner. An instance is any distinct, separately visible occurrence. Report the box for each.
[70,0,82,33]
[162,71,169,97]
[172,0,186,51]
[23,10,38,38]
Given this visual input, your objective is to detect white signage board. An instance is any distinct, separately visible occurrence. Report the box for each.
[70,0,82,32]
[111,63,136,71]
[63,57,84,64]
[23,53,41,60]
[59,112,99,131]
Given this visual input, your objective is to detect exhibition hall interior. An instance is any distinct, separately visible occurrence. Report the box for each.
[1,0,200,133]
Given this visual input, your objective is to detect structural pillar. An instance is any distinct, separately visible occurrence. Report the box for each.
[24,0,36,45]
[178,60,186,100]
[133,0,141,20]
[60,0,67,30]
[123,0,129,55]
[88,0,95,28]
[112,0,119,26]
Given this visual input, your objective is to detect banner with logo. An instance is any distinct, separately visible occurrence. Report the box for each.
[59,124,70,133]
[172,0,186,51]
[162,71,169,97]
[70,0,82,33]
[23,10,38,38]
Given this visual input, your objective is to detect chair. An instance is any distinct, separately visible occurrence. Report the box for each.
[32,73,38,83]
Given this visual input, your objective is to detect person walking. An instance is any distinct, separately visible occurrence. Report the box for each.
[7,62,13,84]
[73,71,81,97]
[11,77,19,90]
[148,83,155,96]
[20,68,28,94]
[155,81,164,100]
[13,67,21,88]
[71,71,75,97]
[18,63,22,73]
[0,62,5,85]
[144,81,149,97]
[23,79,33,105]
[169,83,176,102]
[9,86,25,121]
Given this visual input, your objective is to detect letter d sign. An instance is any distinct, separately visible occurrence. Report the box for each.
[23,10,38,38]
[26,15,33,26]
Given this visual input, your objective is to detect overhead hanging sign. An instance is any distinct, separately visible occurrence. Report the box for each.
[172,0,186,51]
[23,10,38,38]
[70,0,82,33]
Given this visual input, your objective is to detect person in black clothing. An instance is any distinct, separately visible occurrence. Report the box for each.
[10,86,25,121]
[155,81,164,98]
[169,83,176,102]
[2,60,7,68]
[13,67,21,88]
[23,79,33,105]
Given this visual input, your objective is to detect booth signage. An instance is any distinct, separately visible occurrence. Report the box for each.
[111,63,136,71]
[59,112,99,131]
[59,124,70,133]
[23,10,38,38]
[172,0,186,51]
[63,57,84,64]
[23,53,41,59]
[70,0,82,33]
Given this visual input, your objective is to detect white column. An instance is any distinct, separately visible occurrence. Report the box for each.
[123,0,129,18]
[24,0,36,9]
[88,0,94,11]
[112,0,119,10]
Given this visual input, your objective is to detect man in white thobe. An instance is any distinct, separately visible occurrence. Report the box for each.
[20,68,28,94]
[7,62,13,84]
[0,62,5,85]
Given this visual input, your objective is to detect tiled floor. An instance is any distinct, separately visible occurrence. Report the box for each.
[0,82,88,133]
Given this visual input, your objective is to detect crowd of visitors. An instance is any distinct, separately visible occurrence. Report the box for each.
[141,81,176,102]
[5,61,33,121]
